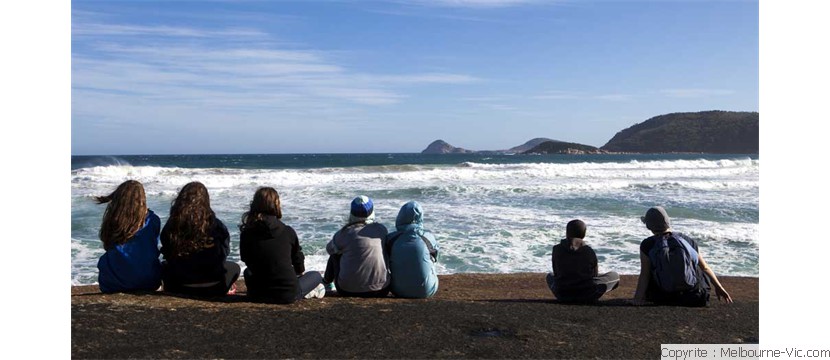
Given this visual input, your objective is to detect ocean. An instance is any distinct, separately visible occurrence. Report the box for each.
[71,153,759,286]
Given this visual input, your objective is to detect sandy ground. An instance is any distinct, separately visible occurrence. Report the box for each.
[71,273,758,359]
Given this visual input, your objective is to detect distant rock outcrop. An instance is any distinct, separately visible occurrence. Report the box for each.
[507,138,556,154]
[421,140,473,154]
[601,111,759,154]
[523,141,606,155]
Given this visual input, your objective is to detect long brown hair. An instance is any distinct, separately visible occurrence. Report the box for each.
[96,180,148,250]
[163,181,216,258]
[240,187,282,229]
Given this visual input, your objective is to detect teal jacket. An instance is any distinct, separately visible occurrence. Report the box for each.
[384,201,439,298]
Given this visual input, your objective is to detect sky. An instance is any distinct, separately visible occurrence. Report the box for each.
[71,0,759,155]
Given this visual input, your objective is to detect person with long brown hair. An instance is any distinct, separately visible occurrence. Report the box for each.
[160,181,240,297]
[239,187,325,303]
[95,180,162,293]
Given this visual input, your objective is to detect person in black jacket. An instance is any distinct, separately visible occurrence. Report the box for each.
[160,181,240,297]
[240,187,325,304]
[545,219,620,303]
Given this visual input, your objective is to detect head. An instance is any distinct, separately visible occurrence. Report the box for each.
[395,201,424,230]
[242,187,282,227]
[641,206,672,234]
[349,195,375,224]
[164,181,215,258]
[565,219,586,240]
[96,180,148,250]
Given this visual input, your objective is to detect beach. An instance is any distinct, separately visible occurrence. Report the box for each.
[71,273,758,359]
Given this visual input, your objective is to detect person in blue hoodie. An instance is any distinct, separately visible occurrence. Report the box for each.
[95,180,162,293]
[384,201,439,298]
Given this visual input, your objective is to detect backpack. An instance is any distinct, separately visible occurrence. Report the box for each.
[648,233,700,293]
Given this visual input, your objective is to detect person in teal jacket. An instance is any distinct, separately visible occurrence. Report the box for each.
[384,201,439,298]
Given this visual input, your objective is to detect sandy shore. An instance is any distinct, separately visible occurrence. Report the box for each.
[71,273,758,359]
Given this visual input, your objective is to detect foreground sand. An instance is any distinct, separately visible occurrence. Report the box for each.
[71,273,758,359]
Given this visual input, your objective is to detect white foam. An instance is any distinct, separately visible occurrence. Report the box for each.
[70,158,759,285]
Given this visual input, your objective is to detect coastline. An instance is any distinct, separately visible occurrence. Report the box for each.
[72,273,758,359]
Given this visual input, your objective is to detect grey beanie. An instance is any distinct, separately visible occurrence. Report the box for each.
[642,206,671,233]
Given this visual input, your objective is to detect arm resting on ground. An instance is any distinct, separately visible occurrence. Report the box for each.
[632,252,651,305]
[698,254,733,303]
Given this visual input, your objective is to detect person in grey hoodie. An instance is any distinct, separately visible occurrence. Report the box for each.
[323,196,391,297]
[546,219,620,303]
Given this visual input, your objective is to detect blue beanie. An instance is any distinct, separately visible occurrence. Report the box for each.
[350,196,374,218]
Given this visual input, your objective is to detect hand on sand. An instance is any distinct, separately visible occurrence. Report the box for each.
[715,287,733,304]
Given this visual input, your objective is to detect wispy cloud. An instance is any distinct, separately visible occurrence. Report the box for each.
[533,90,583,100]
[400,0,545,8]
[72,16,481,114]
[594,93,635,101]
[73,23,268,38]
[660,88,735,98]
[533,91,634,101]
[367,8,509,22]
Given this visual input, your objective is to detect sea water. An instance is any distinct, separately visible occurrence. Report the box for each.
[71,153,759,285]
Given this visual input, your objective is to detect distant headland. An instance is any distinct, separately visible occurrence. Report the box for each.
[421,110,759,155]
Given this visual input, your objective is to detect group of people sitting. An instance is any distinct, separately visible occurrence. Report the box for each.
[94,179,733,307]
[94,180,439,303]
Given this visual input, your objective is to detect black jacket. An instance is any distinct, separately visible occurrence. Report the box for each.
[551,238,598,292]
[160,217,231,285]
[240,216,305,302]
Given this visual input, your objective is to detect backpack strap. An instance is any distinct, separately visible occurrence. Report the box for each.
[418,234,438,262]
[385,231,438,262]
[670,233,699,264]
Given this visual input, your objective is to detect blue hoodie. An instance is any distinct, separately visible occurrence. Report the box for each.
[384,201,439,298]
[97,210,162,293]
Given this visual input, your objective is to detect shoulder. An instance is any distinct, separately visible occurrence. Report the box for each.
[284,223,298,238]
[639,235,657,253]
[421,229,436,242]
[212,218,229,234]
[673,232,699,250]
[365,222,389,234]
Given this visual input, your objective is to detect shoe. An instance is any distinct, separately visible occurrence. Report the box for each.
[304,283,326,299]
[227,283,237,295]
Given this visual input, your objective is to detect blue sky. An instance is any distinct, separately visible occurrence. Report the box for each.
[71,0,759,155]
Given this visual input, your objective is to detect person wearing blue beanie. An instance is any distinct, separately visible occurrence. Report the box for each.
[323,196,390,297]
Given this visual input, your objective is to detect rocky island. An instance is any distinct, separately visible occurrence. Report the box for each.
[421,110,759,155]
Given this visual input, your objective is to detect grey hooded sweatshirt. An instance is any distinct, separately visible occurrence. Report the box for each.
[326,222,390,293]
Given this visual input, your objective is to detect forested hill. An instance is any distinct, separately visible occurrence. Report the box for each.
[523,141,603,154]
[601,111,759,154]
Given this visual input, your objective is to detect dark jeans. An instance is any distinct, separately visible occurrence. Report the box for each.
[646,276,710,307]
[298,271,324,298]
[323,255,340,285]
[546,271,620,303]
[324,255,389,298]
[245,269,324,304]
[163,261,241,297]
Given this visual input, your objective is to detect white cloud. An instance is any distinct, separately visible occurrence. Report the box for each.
[660,88,736,98]
[533,90,582,100]
[73,23,267,38]
[401,0,544,8]
[594,94,634,101]
[72,21,481,114]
